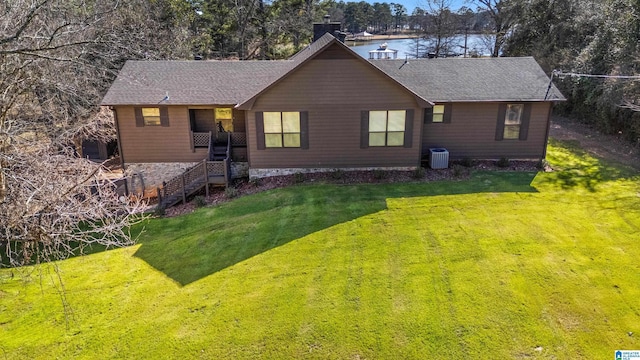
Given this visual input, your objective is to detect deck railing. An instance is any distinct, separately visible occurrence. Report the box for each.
[157,131,230,208]
[158,160,205,205]
[192,132,211,147]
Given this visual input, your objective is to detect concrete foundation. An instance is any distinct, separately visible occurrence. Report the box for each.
[124,161,250,195]
[125,162,198,195]
[249,166,417,179]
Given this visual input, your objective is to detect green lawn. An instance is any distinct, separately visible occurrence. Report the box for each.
[1,139,639,359]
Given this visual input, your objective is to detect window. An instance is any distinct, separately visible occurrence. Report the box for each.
[495,103,531,141]
[368,110,406,146]
[142,107,161,126]
[432,105,445,123]
[135,106,168,127]
[264,112,301,148]
[503,104,524,139]
[424,104,451,123]
[256,111,308,150]
[216,107,233,132]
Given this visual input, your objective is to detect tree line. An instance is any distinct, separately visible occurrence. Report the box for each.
[503,0,640,145]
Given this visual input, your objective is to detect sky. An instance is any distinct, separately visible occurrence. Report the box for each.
[350,0,470,13]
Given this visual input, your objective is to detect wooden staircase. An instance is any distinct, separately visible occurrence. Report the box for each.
[211,145,227,161]
[157,132,231,209]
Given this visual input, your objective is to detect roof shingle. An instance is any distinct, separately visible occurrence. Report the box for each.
[101,60,292,105]
[101,34,564,106]
[371,57,565,102]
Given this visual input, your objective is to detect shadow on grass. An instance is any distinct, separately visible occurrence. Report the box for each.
[538,139,638,192]
[133,171,538,286]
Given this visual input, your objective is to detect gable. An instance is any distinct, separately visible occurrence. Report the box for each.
[313,43,357,60]
[237,34,431,110]
[253,53,421,109]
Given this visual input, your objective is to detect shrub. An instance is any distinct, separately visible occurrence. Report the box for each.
[225,186,238,198]
[193,195,206,208]
[154,205,165,217]
[373,169,387,180]
[413,167,425,179]
[293,172,305,184]
[452,164,467,177]
[496,157,510,168]
[330,169,344,180]
[249,178,261,187]
[459,157,475,167]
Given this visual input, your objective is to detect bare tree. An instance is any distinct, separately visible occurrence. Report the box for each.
[468,0,522,57]
[0,0,195,267]
[423,0,458,58]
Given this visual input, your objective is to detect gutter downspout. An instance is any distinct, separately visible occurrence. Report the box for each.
[542,102,554,160]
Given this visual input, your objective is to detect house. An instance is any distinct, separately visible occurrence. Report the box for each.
[101,32,564,203]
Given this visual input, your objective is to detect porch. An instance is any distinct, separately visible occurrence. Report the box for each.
[191,131,247,162]
[189,107,247,162]
[157,107,247,208]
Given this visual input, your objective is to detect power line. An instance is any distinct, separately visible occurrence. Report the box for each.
[553,70,640,80]
[545,70,640,100]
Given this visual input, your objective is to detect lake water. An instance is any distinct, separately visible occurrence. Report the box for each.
[347,34,493,59]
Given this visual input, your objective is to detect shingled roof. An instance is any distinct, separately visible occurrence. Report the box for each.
[101,60,292,106]
[101,34,342,106]
[371,57,565,102]
[102,34,564,106]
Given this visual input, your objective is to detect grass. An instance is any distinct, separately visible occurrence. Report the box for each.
[1,139,639,359]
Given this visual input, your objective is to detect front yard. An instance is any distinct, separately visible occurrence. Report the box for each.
[1,139,639,359]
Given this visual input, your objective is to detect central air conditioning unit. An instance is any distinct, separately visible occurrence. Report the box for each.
[429,148,449,169]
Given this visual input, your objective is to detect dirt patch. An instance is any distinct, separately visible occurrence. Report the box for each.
[549,116,640,170]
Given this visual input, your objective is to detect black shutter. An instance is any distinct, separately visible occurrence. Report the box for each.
[495,104,507,141]
[424,107,433,123]
[360,111,369,149]
[443,103,453,123]
[134,107,144,127]
[160,106,169,127]
[404,109,414,148]
[255,112,265,150]
[519,104,532,140]
[300,111,309,149]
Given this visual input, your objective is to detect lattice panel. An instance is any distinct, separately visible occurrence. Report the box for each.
[193,132,211,147]
[207,162,225,175]
[231,132,247,146]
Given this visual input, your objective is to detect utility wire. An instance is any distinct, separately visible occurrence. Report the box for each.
[553,71,640,80]
[544,70,640,100]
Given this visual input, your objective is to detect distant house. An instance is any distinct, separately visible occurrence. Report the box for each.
[101,32,564,203]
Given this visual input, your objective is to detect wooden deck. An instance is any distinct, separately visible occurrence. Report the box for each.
[157,132,233,208]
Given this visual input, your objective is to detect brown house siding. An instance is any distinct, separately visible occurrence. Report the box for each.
[115,106,207,163]
[246,56,423,169]
[232,109,246,133]
[422,102,552,160]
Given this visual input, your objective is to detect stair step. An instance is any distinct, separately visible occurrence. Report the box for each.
[160,160,230,208]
